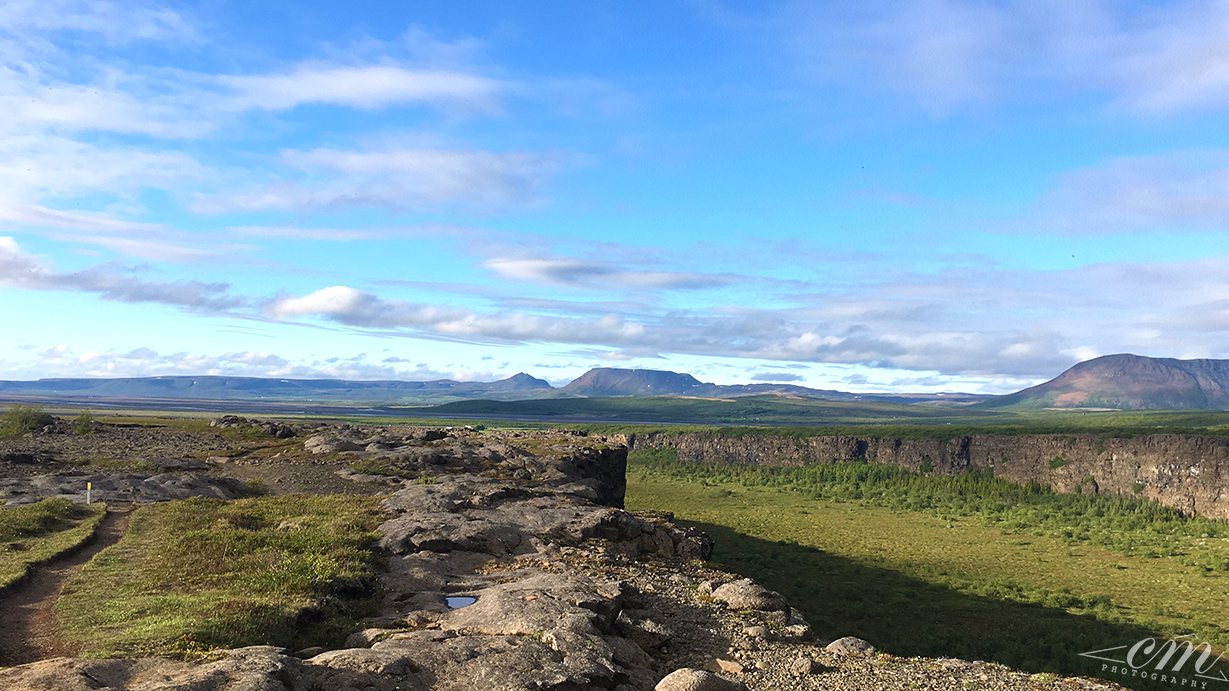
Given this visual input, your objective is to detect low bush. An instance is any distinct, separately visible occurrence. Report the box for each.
[73,410,95,435]
[0,404,53,438]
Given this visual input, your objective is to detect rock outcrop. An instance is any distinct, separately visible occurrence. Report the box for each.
[0,471,248,506]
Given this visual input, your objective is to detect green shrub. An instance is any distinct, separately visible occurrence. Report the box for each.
[73,410,95,435]
[0,404,53,438]
[1049,457,1067,469]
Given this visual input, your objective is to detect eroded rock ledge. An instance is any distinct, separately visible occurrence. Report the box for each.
[0,428,1126,690]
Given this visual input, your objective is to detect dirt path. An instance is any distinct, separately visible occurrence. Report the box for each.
[0,506,132,666]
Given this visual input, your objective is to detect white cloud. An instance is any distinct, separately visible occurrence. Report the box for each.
[219,64,507,113]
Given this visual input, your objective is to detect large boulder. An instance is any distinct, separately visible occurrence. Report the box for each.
[304,435,362,454]
[655,668,749,691]
[710,579,789,614]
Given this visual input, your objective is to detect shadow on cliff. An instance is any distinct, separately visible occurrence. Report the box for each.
[687,520,1206,691]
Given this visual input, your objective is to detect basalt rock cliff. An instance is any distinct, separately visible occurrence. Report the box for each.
[630,430,1229,520]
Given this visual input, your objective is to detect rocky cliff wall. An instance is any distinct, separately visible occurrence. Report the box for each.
[628,431,1229,520]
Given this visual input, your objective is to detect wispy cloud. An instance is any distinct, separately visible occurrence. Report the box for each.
[267,285,648,344]
[0,236,244,310]
[195,147,564,214]
[483,253,740,290]
[0,0,199,44]
[1034,150,1229,233]
[777,0,1229,116]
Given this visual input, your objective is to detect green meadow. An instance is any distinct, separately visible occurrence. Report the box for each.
[627,449,1229,689]
[0,498,107,590]
[56,494,385,658]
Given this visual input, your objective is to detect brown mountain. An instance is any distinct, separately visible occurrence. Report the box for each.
[984,354,1229,410]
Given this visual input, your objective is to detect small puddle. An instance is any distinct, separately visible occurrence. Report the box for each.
[445,596,477,609]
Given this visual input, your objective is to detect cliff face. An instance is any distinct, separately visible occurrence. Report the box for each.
[629,431,1229,520]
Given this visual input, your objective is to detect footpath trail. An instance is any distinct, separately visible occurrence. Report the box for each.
[0,506,132,666]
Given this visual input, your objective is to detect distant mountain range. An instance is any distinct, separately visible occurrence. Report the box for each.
[12,356,1229,412]
[0,372,553,404]
[983,354,1229,410]
[0,367,989,406]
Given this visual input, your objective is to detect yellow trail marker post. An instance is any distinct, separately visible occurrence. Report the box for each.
[87,482,91,506]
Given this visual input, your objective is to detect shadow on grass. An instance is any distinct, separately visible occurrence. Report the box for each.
[687,520,1218,691]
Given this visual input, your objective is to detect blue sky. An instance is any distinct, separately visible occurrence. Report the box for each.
[4,1,1229,392]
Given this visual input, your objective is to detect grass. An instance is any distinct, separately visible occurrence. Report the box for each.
[0,498,107,590]
[627,451,1229,690]
[56,494,386,658]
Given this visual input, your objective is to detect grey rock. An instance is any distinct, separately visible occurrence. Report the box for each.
[742,625,769,639]
[303,435,362,454]
[306,647,414,676]
[343,627,396,648]
[0,472,245,507]
[617,609,672,649]
[655,668,749,691]
[132,646,309,691]
[711,578,789,614]
[790,655,819,675]
[826,635,876,655]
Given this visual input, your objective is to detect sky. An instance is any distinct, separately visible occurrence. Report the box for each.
[3,1,1229,393]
